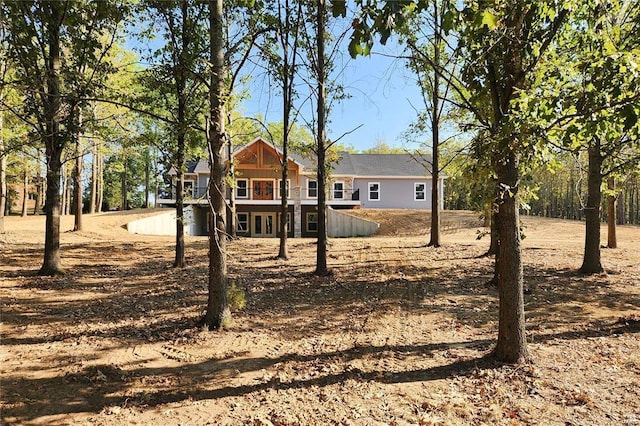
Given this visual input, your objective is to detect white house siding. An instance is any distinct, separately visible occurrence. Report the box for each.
[353,178,432,209]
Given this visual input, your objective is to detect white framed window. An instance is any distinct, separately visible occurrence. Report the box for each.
[414,182,426,201]
[279,212,291,233]
[277,179,290,199]
[333,181,344,199]
[307,180,318,198]
[236,179,248,199]
[306,212,318,232]
[237,213,249,232]
[183,179,195,197]
[368,182,380,201]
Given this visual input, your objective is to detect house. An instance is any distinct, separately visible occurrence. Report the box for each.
[156,137,444,237]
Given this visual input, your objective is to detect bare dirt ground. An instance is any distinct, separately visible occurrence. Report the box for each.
[1,209,639,426]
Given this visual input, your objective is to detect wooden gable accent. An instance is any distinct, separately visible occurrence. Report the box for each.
[234,138,300,186]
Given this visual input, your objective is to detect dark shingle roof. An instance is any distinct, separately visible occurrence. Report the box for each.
[348,153,431,176]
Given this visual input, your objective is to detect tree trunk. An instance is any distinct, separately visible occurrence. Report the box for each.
[580,142,604,273]
[34,164,42,215]
[21,167,28,217]
[97,147,103,212]
[314,0,329,276]
[73,111,83,232]
[0,66,5,232]
[90,137,97,214]
[201,0,230,330]
[144,150,150,208]
[121,162,127,210]
[607,176,616,248]
[227,132,236,238]
[428,2,441,247]
[174,168,185,268]
[492,149,528,363]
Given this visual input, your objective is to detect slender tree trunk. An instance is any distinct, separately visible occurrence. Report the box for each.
[60,166,67,215]
[21,167,28,217]
[607,176,617,248]
[201,0,230,330]
[144,150,150,208]
[227,130,236,238]
[90,137,97,214]
[97,147,103,212]
[121,161,127,210]
[73,110,83,231]
[314,0,329,276]
[34,165,42,215]
[174,167,185,268]
[492,149,528,363]
[580,142,604,273]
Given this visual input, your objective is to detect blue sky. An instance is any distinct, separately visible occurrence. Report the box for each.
[240,40,426,153]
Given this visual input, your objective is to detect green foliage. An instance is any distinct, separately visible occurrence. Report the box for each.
[227,281,246,312]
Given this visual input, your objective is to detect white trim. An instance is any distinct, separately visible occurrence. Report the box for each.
[307,179,318,199]
[276,179,291,199]
[332,181,344,200]
[236,212,249,232]
[368,182,380,201]
[250,178,276,200]
[306,212,318,232]
[183,179,196,197]
[414,182,426,201]
[236,178,249,199]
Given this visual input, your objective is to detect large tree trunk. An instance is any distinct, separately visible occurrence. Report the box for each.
[492,149,528,363]
[607,176,617,248]
[428,2,441,248]
[580,142,604,273]
[201,0,230,330]
[314,0,329,276]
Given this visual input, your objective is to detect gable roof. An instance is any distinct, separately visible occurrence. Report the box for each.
[170,142,433,178]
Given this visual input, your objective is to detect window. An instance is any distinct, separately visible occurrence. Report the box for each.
[414,183,426,201]
[279,212,291,233]
[277,179,290,199]
[307,180,318,198]
[236,179,248,198]
[183,180,195,197]
[306,212,318,232]
[333,181,344,199]
[237,213,248,232]
[368,182,380,201]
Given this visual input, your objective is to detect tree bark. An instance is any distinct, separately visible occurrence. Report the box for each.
[314,0,329,276]
[580,142,604,273]
[492,149,528,363]
[428,1,441,248]
[607,176,616,248]
[90,136,97,214]
[227,130,236,238]
[201,0,230,330]
[73,110,83,231]
[21,167,28,217]
[97,147,103,212]
[174,167,185,268]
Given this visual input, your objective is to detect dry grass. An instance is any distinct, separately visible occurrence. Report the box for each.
[1,209,639,425]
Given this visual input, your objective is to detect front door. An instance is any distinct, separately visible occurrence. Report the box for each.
[253,213,275,237]
[253,180,274,200]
